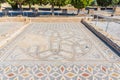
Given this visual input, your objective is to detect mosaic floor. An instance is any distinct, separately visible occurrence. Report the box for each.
[0,22,120,80]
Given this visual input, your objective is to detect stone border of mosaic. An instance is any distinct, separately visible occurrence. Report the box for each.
[81,20,120,56]
[0,16,93,22]
[0,17,28,22]
[0,64,120,80]
[0,18,31,48]
[30,17,93,22]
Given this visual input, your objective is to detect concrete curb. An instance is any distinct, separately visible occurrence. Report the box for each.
[81,20,120,56]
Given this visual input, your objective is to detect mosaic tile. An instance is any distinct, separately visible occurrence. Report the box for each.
[0,64,119,80]
[0,22,120,79]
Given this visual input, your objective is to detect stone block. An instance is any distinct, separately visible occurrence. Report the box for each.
[62,9,67,15]
[88,9,94,15]
[113,7,120,16]
[97,7,101,11]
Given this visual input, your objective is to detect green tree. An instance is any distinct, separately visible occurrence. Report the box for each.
[118,0,120,5]
[71,0,93,15]
[7,0,26,10]
[17,0,25,10]
[39,0,48,5]
[111,0,119,6]
[25,0,38,10]
[85,0,93,6]
[7,0,18,10]
[24,0,48,11]
[96,0,112,7]
[0,0,5,9]
[48,0,57,16]
[48,0,69,16]
[111,0,120,16]
[56,0,69,8]
[91,0,97,6]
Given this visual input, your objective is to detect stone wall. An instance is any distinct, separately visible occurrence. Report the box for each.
[0,17,26,22]
[113,7,120,16]
[30,17,93,22]
[0,17,93,22]
[81,20,120,56]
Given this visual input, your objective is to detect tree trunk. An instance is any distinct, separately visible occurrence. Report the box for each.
[11,3,18,10]
[59,5,61,9]
[105,7,107,10]
[19,3,22,11]
[82,8,85,13]
[51,4,54,16]
[112,5,117,16]
[77,9,80,15]
[113,5,117,11]
[97,6,101,11]
[19,3,23,16]
[29,3,32,10]
[0,4,1,9]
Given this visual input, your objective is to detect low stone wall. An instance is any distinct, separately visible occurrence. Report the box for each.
[0,17,27,22]
[30,17,93,22]
[0,16,93,22]
[113,7,120,16]
[81,20,120,56]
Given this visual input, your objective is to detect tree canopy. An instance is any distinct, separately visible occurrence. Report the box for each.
[0,0,120,15]
[96,0,120,7]
[71,0,93,14]
[96,0,112,7]
[111,0,120,6]
[0,0,5,8]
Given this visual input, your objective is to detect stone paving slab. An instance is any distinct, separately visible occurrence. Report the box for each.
[0,22,24,44]
[0,22,24,36]
[90,21,120,40]
[0,22,120,80]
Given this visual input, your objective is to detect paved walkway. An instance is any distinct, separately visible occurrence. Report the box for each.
[0,22,24,35]
[0,22,120,80]
[90,21,120,40]
[0,22,24,42]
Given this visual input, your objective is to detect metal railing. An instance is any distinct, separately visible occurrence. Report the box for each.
[94,14,120,32]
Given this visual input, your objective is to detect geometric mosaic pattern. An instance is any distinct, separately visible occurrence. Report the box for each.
[0,22,120,80]
[0,64,120,80]
[0,22,119,62]
[1,23,93,61]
